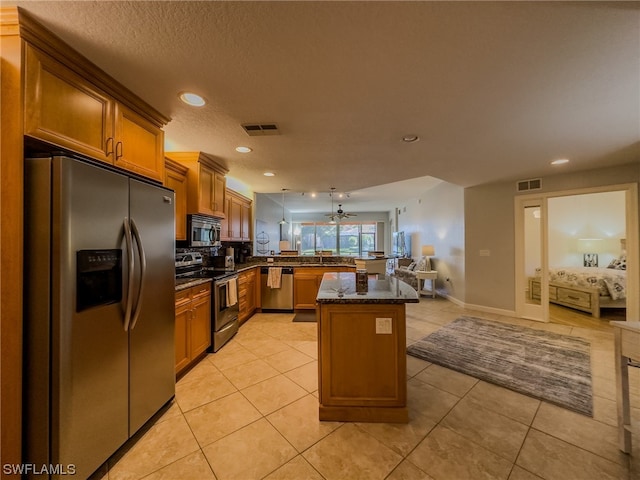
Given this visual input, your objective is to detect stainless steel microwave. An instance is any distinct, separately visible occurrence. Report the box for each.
[187,215,221,247]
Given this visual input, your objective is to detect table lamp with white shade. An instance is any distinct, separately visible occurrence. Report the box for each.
[421,245,435,271]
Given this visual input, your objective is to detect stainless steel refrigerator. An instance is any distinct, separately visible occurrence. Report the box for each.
[23,156,176,479]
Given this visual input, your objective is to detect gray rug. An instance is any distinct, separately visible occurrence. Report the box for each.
[407,316,593,416]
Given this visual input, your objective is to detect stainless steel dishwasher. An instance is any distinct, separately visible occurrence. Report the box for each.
[260,266,294,311]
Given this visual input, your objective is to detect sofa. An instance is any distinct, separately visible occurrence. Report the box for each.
[392,257,427,290]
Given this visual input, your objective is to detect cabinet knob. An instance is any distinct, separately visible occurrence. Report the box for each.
[116,141,123,160]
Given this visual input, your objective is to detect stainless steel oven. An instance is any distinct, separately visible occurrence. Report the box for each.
[187,214,221,247]
[211,273,239,352]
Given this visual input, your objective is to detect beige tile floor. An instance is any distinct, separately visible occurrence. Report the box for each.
[94,298,640,480]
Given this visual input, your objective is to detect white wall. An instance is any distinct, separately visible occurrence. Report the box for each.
[547,191,626,267]
[254,193,291,255]
[395,181,466,302]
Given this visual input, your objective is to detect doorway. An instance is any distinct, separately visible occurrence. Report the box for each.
[515,183,638,325]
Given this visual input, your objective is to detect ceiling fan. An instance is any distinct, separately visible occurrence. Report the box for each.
[325,187,357,222]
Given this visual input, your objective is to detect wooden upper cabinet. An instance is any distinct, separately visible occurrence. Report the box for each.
[241,201,252,240]
[213,171,226,218]
[221,188,252,242]
[24,44,114,163]
[165,152,228,219]
[114,103,165,182]
[198,162,216,216]
[23,42,168,182]
[164,158,188,240]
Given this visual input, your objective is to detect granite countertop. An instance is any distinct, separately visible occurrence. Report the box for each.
[234,262,356,270]
[175,277,213,292]
[174,261,358,292]
[316,272,419,304]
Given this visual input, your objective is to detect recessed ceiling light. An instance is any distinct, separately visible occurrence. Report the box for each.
[551,158,570,165]
[402,135,419,143]
[178,92,206,107]
[263,172,275,177]
[235,146,252,153]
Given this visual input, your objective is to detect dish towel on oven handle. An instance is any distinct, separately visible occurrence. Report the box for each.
[226,277,238,306]
[267,267,282,289]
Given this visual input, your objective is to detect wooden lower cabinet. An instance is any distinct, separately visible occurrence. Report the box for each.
[294,266,354,310]
[238,267,258,324]
[318,302,408,423]
[175,283,211,376]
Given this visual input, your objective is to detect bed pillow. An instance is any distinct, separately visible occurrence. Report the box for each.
[607,255,627,270]
[407,262,417,271]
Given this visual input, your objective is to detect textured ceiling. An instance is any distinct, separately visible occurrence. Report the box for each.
[8,1,640,212]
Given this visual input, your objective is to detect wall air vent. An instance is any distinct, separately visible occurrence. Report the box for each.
[242,123,281,136]
[517,178,542,192]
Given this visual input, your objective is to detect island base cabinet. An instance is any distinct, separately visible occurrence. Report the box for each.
[317,303,408,423]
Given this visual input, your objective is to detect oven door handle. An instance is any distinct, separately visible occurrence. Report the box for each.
[129,218,147,330]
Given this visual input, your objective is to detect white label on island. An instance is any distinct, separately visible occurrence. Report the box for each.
[375,318,393,334]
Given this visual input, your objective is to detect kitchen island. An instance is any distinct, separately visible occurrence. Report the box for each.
[316,272,419,423]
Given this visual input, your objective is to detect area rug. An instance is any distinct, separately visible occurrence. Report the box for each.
[292,312,316,322]
[407,316,593,416]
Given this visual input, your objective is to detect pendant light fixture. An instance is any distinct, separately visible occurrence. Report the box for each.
[326,187,337,224]
[279,188,288,225]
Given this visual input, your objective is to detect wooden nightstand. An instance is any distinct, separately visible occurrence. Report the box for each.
[415,270,437,298]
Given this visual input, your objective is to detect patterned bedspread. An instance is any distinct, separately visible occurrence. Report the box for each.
[536,267,627,301]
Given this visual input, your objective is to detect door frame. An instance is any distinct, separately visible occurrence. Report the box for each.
[515,183,638,322]
[515,197,548,321]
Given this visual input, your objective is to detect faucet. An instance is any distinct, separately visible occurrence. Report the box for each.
[319,251,323,264]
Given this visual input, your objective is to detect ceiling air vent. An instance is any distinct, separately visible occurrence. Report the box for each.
[242,123,281,136]
[517,178,542,192]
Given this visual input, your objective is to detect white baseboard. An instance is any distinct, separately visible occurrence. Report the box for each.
[437,292,516,318]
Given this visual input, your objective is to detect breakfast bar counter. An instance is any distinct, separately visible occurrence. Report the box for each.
[316,272,418,423]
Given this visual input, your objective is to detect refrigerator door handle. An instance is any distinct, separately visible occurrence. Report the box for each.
[129,218,147,330]
[123,217,135,331]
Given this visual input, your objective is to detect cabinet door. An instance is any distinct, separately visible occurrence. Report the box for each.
[164,162,188,240]
[294,274,320,309]
[239,270,256,323]
[220,197,232,241]
[213,172,226,218]
[241,201,252,241]
[24,44,114,163]
[114,103,165,182]
[230,196,242,240]
[190,294,211,357]
[197,163,215,216]
[175,298,191,375]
